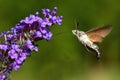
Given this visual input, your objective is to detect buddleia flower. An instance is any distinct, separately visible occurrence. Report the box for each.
[0,7,63,80]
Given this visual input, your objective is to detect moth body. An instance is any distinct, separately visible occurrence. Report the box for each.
[72,23,112,59]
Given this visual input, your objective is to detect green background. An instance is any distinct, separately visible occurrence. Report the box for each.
[0,0,119,80]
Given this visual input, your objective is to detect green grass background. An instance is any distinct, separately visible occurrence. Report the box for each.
[0,0,119,80]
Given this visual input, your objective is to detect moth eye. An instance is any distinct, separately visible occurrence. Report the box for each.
[75,30,77,34]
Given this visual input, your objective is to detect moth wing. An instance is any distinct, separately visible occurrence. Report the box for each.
[86,25,112,43]
[88,35,103,43]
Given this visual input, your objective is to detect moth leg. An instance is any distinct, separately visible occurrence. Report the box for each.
[84,45,91,52]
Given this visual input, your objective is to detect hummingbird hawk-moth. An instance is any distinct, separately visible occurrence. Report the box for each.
[72,22,112,59]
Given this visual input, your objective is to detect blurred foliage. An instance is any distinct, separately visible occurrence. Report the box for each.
[0,0,119,80]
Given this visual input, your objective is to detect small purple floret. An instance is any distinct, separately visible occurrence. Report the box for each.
[8,49,18,59]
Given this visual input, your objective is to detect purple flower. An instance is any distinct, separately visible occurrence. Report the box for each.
[11,44,21,52]
[42,8,51,16]
[0,75,5,80]
[43,31,52,41]
[8,49,18,59]
[25,39,35,51]
[7,34,13,40]
[16,56,25,64]
[0,7,63,80]
[35,31,42,38]
[20,14,40,24]
[13,62,20,71]
[0,44,8,51]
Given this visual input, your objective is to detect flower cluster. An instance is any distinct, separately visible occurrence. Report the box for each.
[0,7,63,80]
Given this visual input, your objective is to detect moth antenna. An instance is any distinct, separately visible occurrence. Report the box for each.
[74,18,79,33]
